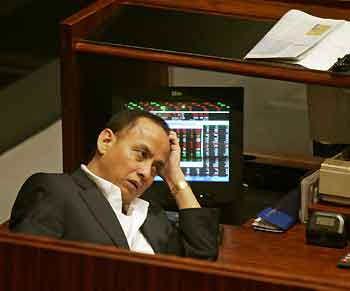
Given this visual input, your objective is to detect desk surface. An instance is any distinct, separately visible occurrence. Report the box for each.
[218,223,350,290]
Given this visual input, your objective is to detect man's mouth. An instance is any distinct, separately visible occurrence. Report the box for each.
[127,179,139,190]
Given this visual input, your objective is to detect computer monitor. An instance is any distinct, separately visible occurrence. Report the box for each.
[112,87,244,207]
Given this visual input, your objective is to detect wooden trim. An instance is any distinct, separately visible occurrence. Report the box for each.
[309,202,350,216]
[75,41,350,88]
[245,152,325,170]
[122,0,350,20]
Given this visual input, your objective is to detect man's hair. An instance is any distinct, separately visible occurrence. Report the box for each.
[85,110,170,163]
[105,109,170,135]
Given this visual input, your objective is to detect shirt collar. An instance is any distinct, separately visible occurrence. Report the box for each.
[80,164,149,215]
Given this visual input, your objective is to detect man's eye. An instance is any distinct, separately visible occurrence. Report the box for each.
[135,149,146,160]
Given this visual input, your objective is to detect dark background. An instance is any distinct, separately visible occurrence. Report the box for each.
[0,0,95,154]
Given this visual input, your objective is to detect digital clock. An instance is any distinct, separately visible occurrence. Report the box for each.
[306,211,347,248]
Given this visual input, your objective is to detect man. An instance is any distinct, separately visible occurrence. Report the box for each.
[10,110,219,260]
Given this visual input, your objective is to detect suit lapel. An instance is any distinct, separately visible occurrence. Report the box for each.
[141,205,166,254]
[71,169,129,249]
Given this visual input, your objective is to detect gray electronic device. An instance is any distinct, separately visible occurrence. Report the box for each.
[306,211,347,248]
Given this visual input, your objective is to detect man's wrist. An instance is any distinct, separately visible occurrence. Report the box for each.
[169,180,189,195]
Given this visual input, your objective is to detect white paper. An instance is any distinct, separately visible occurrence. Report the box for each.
[252,217,284,233]
[244,9,347,70]
[296,22,350,70]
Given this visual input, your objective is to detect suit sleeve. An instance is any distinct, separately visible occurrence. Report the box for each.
[176,207,220,260]
[144,204,220,260]
[10,173,65,238]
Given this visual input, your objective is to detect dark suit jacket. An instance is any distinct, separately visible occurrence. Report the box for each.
[10,169,219,260]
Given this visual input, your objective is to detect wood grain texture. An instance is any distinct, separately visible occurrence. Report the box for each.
[0,223,349,291]
[74,41,350,88]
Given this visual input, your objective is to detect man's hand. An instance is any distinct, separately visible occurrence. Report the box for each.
[160,131,200,209]
[160,131,184,184]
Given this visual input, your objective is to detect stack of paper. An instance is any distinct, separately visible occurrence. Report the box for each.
[252,217,284,233]
[244,9,350,71]
[252,187,300,233]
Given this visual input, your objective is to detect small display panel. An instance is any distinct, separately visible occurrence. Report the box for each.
[126,100,230,182]
[316,216,336,227]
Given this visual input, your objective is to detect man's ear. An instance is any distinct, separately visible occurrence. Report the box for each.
[96,128,116,155]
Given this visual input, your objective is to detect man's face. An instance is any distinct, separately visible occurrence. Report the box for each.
[98,117,170,206]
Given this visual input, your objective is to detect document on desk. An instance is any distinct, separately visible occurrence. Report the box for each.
[252,217,284,233]
[244,9,350,71]
[252,187,300,233]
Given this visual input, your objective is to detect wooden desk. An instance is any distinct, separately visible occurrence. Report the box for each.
[218,223,350,291]
[0,222,348,291]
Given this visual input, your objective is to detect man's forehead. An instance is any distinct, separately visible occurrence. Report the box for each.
[135,117,167,132]
[122,117,167,135]
[126,119,170,151]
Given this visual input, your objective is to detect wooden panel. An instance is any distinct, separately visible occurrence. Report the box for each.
[60,0,169,171]
[60,0,132,171]
[1,224,349,291]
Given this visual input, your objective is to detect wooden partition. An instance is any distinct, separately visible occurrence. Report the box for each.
[1,223,349,291]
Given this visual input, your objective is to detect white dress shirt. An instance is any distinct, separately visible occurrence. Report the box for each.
[81,165,154,254]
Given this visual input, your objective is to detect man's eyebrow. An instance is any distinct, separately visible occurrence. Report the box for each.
[136,144,151,154]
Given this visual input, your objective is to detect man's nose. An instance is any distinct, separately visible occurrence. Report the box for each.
[137,161,153,180]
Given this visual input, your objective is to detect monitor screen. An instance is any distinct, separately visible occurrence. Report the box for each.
[126,100,230,183]
[112,87,244,207]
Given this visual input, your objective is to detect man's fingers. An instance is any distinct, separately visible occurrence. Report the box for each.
[169,131,179,146]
